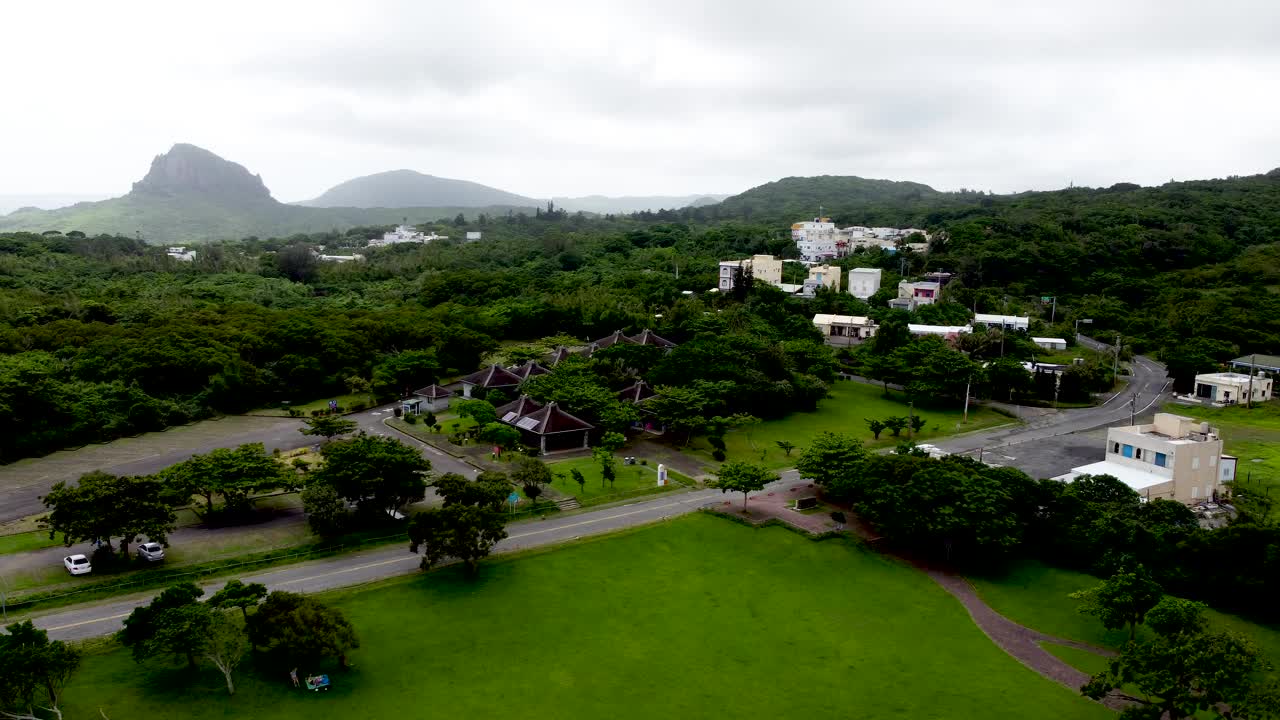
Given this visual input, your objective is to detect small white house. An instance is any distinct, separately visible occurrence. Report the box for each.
[974,314,1029,331]
[1191,372,1273,406]
[848,268,882,299]
[166,246,197,262]
[466,231,482,241]
[1033,337,1068,350]
[812,314,878,347]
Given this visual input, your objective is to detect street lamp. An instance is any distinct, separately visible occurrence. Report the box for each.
[1074,318,1093,339]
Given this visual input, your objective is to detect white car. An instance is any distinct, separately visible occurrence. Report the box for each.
[63,554,92,575]
[137,542,165,562]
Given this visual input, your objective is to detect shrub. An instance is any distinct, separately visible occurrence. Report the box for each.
[311,409,324,417]
[830,511,846,524]
[404,414,418,424]
[712,449,726,462]
[350,402,366,412]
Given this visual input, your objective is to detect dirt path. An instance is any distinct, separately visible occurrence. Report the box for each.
[922,569,1127,710]
[740,496,1128,710]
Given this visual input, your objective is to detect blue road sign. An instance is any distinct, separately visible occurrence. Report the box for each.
[508,492,520,505]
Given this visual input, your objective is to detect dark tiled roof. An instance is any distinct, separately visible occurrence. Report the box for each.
[495,395,545,423]
[460,364,523,388]
[616,381,656,403]
[519,402,594,435]
[590,330,638,350]
[627,328,677,348]
[411,383,453,399]
[508,362,551,381]
[546,346,573,366]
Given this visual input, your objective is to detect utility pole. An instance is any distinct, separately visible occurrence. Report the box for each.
[1050,296,1057,325]
[908,400,915,440]
[1112,334,1121,380]
[1247,353,1256,409]
[963,376,971,423]
[1130,391,1138,426]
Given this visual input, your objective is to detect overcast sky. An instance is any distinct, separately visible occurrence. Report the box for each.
[5,0,1279,203]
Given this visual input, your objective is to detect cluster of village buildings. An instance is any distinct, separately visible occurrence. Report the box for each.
[400,329,677,453]
[791,218,929,262]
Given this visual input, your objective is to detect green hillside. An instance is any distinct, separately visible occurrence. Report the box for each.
[300,168,539,209]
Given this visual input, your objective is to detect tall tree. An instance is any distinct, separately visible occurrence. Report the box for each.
[118,582,208,668]
[204,612,249,696]
[1082,597,1277,719]
[247,592,359,669]
[510,456,552,506]
[0,621,81,719]
[162,443,291,516]
[713,461,778,509]
[794,432,869,501]
[313,433,430,517]
[208,579,268,621]
[41,471,177,559]
[300,415,357,442]
[1070,566,1164,641]
[408,504,508,572]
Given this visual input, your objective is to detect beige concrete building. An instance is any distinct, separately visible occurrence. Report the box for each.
[718,254,783,291]
[1057,413,1237,503]
[812,314,878,347]
[1189,372,1273,405]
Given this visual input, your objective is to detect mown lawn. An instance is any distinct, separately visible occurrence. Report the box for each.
[1166,400,1280,517]
[546,456,691,506]
[61,515,1109,720]
[688,381,1013,469]
[0,530,60,555]
[970,559,1280,683]
[251,393,378,417]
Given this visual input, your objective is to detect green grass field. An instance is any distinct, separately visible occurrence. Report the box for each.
[688,381,1012,469]
[546,456,691,506]
[60,515,1108,720]
[250,393,378,417]
[1165,401,1280,516]
[969,559,1280,682]
[0,530,60,555]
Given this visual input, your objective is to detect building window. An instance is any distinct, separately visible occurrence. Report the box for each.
[1192,457,1200,470]
[1122,444,1133,458]
[1191,486,1199,499]
[1112,442,1120,454]
[1155,452,1167,467]
[1135,448,1143,460]
[1209,455,1216,467]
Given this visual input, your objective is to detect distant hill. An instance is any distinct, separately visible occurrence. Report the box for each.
[300,169,539,208]
[711,175,954,223]
[0,145,537,243]
[552,194,730,214]
[0,193,110,215]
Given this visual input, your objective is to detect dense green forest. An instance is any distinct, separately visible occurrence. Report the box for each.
[3,168,1280,459]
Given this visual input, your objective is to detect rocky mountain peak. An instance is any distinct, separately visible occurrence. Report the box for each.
[130,143,274,202]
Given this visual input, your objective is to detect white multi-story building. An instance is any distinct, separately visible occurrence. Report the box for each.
[166,246,197,262]
[718,254,784,291]
[1057,413,1237,503]
[792,218,839,261]
[847,268,882,299]
[465,231,482,241]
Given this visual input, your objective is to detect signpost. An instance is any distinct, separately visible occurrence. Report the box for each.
[507,492,520,508]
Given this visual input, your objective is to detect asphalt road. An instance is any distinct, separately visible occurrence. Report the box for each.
[29,476,800,642]
[935,335,1172,477]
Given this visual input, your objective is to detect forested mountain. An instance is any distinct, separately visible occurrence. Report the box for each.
[300,169,539,208]
[0,145,536,243]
